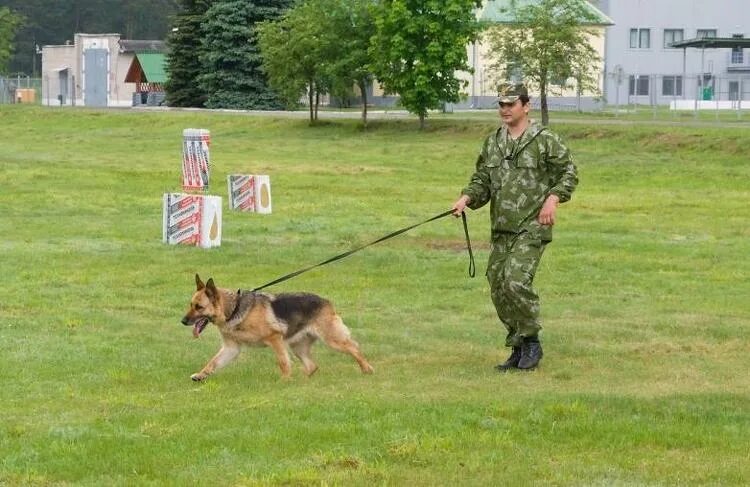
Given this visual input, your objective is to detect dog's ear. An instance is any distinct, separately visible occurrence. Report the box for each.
[205,278,218,299]
[195,274,205,290]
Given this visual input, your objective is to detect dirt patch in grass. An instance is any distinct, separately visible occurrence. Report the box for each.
[642,132,702,150]
[638,131,744,155]
[563,127,619,140]
[561,126,747,157]
[422,239,490,253]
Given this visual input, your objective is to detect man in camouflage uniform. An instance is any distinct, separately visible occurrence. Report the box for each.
[452,84,578,371]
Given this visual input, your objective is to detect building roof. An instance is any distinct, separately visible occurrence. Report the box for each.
[670,37,750,49]
[124,53,167,83]
[478,0,614,25]
[119,40,166,53]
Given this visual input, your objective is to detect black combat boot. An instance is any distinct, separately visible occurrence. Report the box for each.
[495,347,522,372]
[517,336,543,370]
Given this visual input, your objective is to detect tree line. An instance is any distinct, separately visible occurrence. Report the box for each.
[0,0,179,76]
[165,0,482,128]
[0,0,602,126]
[165,0,601,127]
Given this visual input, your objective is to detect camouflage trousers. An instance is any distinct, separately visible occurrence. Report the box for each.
[486,232,547,348]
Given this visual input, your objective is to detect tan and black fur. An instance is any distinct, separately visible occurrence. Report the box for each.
[181,274,373,381]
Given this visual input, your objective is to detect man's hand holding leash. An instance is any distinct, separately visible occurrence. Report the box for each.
[454,193,559,226]
[452,194,471,217]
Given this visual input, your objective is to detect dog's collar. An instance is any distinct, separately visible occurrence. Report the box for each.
[226,289,261,328]
[227,289,243,323]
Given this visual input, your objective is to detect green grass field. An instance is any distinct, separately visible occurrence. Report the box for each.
[1,105,749,485]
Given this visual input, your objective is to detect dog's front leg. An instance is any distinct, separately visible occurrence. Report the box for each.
[192,342,241,381]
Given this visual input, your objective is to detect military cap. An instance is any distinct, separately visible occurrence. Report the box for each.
[497,83,529,104]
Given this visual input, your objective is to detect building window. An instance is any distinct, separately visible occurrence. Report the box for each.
[629,75,650,96]
[662,76,683,96]
[630,28,651,48]
[697,29,717,39]
[664,29,684,48]
[731,34,744,64]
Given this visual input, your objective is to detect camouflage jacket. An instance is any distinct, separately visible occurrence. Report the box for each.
[461,122,578,242]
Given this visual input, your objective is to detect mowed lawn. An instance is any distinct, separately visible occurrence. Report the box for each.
[1,105,749,485]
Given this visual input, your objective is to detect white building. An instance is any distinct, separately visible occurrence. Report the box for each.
[41,33,165,107]
[595,0,750,105]
[463,0,613,110]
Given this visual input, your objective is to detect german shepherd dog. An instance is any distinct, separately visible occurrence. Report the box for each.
[181,274,373,381]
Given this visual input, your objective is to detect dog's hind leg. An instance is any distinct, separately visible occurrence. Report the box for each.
[289,334,319,377]
[192,342,241,381]
[317,315,374,374]
[264,333,292,378]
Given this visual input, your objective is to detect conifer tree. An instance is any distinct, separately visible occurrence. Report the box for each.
[165,0,213,107]
[199,0,292,110]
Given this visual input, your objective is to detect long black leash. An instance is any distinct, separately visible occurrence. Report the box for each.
[251,210,475,292]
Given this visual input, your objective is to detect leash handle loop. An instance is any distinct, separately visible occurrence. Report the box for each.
[461,211,476,278]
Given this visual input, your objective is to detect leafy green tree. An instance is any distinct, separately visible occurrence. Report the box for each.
[257,0,330,123]
[2,0,109,75]
[1,0,178,75]
[483,0,602,125]
[321,0,375,126]
[258,0,376,125]
[369,0,481,129]
[0,7,24,74]
[199,0,291,110]
[165,0,213,107]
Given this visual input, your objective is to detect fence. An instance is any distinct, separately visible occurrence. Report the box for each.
[603,72,750,115]
[331,71,750,119]
[6,71,750,122]
[0,76,43,105]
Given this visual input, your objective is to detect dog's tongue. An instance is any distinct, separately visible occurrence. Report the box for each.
[193,323,202,338]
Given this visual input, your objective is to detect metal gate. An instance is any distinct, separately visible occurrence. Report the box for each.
[84,48,108,107]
